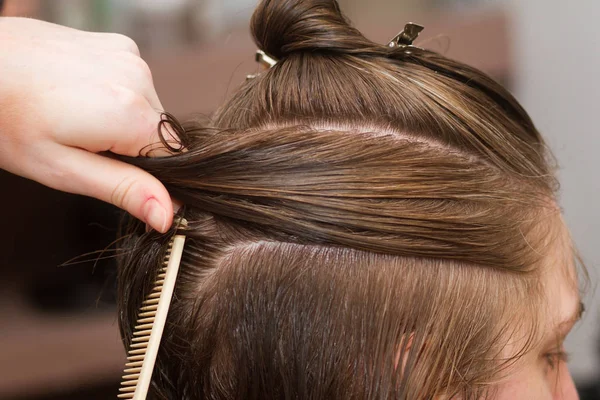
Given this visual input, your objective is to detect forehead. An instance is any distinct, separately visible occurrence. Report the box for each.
[538,212,580,329]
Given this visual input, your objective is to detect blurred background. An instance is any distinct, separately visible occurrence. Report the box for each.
[0,0,598,398]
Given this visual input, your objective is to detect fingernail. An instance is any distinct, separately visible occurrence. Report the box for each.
[144,198,167,233]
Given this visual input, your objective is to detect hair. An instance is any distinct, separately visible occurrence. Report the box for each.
[117,0,569,398]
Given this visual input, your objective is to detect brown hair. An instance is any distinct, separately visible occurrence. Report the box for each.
[117,0,565,398]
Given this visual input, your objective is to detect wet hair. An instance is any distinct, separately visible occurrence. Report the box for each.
[117,0,566,398]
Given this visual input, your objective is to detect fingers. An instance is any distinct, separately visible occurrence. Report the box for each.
[144,83,164,113]
[71,31,142,56]
[96,87,178,158]
[146,198,183,232]
[0,17,179,229]
[1,19,140,56]
[45,144,174,233]
[48,85,166,157]
[99,89,177,158]
[95,32,141,56]
[110,50,163,110]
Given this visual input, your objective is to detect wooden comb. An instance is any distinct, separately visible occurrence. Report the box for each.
[118,222,187,399]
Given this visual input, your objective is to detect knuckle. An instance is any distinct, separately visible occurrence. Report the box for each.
[106,85,151,156]
[132,56,153,82]
[111,33,140,55]
[113,85,144,111]
[110,175,139,210]
[116,52,154,92]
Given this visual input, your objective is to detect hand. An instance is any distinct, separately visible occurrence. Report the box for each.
[0,17,173,232]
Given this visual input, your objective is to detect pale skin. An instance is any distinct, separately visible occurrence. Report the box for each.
[494,214,581,399]
[0,17,174,232]
[495,275,581,399]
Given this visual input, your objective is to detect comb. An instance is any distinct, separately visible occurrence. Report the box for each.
[118,223,187,399]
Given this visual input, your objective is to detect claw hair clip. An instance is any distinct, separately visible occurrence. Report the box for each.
[246,50,278,80]
[387,22,424,50]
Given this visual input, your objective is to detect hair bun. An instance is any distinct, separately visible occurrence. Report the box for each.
[250,0,378,60]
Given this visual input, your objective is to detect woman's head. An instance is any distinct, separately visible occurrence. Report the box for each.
[118,0,584,398]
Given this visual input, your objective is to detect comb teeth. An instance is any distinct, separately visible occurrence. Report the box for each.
[118,233,186,399]
[138,311,156,318]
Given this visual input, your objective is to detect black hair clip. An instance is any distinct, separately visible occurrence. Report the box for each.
[387,22,424,50]
[246,50,278,80]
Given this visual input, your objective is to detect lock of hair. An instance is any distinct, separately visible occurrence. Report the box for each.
[117,224,187,399]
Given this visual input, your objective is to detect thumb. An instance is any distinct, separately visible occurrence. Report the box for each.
[47,145,173,232]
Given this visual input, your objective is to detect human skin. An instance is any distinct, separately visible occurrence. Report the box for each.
[0,17,174,232]
[494,214,581,399]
